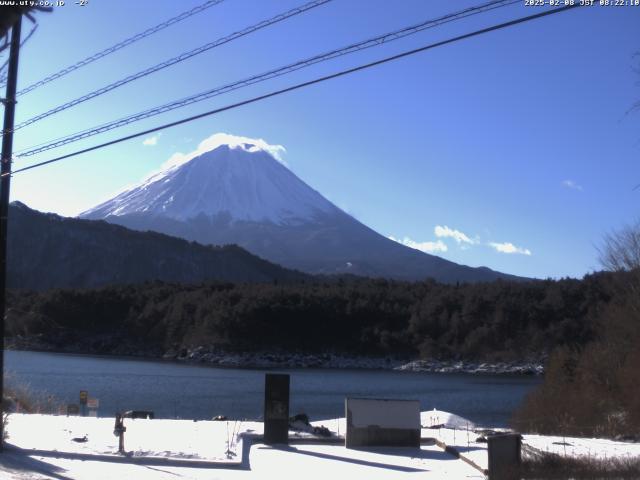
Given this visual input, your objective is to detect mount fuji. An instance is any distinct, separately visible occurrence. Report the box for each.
[80,135,518,283]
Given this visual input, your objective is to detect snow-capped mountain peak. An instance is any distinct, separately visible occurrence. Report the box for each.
[81,136,337,225]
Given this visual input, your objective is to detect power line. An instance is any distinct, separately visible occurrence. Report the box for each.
[10,0,226,95]
[16,0,519,158]
[6,3,582,178]
[11,0,332,134]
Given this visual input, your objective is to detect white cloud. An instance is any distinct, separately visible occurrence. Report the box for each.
[434,225,477,244]
[389,236,448,253]
[489,241,532,256]
[142,134,160,146]
[160,132,287,172]
[562,179,583,191]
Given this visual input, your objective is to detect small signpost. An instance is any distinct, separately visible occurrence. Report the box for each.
[87,398,99,417]
[79,390,88,416]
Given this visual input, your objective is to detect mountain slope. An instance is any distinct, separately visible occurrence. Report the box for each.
[8,202,307,290]
[81,140,521,283]
[83,143,338,225]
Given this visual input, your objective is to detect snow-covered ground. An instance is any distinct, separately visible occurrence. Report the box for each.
[420,410,640,473]
[3,411,639,479]
[523,433,640,460]
[4,415,253,462]
[432,427,640,472]
[0,413,484,479]
[419,410,490,472]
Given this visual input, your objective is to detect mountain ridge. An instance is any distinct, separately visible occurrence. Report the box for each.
[7,201,308,290]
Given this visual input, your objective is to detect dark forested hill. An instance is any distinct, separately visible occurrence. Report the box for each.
[7,202,308,290]
[6,271,624,361]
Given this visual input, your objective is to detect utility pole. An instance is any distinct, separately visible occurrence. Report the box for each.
[0,16,22,451]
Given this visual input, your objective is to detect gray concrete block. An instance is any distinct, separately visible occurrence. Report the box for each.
[345,398,420,448]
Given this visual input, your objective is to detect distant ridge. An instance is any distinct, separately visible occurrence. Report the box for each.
[8,202,307,290]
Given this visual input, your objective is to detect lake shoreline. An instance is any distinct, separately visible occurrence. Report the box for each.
[164,345,544,375]
[5,349,541,425]
[5,337,545,375]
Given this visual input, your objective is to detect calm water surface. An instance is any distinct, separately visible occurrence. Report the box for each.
[5,350,540,427]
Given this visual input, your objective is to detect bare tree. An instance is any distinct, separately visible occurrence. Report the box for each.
[598,221,640,271]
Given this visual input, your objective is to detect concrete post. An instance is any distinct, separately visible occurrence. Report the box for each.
[487,433,521,479]
[264,373,290,445]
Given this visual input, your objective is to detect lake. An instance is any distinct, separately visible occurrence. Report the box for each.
[4,350,541,427]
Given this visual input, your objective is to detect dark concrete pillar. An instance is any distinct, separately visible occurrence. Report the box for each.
[487,433,521,479]
[264,373,290,444]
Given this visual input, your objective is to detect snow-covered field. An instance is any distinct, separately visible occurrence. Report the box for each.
[0,413,485,479]
[4,415,252,462]
[420,410,640,473]
[523,433,640,461]
[2,411,638,479]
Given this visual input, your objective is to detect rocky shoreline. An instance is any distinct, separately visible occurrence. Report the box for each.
[163,346,544,375]
[6,336,544,375]
[395,359,543,375]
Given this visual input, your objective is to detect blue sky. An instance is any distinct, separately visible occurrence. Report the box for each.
[5,0,640,279]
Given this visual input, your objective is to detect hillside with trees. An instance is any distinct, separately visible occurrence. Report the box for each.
[7,202,308,290]
[5,270,626,362]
